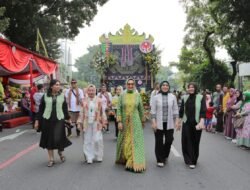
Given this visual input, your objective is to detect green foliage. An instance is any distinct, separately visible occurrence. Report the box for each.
[177,46,207,73]
[0,0,108,59]
[142,49,161,75]
[74,45,101,86]
[76,80,89,89]
[92,50,118,79]
[210,0,250,62]
[140,92,150,106]
[178,0,250,87]
[156,65,180,90]
[0,7,9,33]
[182,0,218,52]
[189,61,231,90]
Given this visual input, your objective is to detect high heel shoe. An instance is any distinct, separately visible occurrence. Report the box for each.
[47,160,54,167]
[58,151,65,162]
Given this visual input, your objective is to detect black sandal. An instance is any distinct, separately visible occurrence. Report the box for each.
[58,151,65,162]
[47,160,54,167]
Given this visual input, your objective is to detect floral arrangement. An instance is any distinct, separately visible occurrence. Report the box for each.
[142,49,161,75]
[140,92,151,121]
[9,86,22,101]
[92,51,118,79]
[140,92,150,106]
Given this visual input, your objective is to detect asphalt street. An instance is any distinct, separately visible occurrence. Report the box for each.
[0,122,250,190]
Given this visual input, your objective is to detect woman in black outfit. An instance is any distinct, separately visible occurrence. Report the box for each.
[34,80,72,167]
[179,82,206,169]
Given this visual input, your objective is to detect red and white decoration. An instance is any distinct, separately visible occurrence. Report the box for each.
[139,41,153,54]
[0,38,57,84]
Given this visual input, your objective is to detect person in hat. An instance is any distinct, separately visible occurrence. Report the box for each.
[65,79,84,137]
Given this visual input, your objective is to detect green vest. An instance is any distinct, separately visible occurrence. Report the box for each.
[43,93,65,120]
[183,94,203,123]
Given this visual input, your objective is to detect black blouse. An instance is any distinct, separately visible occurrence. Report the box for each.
[179,94,206,124]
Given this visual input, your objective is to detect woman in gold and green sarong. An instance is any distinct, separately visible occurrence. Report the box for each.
[116,78,146,172]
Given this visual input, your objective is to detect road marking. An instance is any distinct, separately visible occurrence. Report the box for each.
[0,130,30,142]
[0,143,38,170]
[171,145,181,157]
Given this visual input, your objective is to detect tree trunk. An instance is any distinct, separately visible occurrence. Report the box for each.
[230,61,237,88]
[203,31,215,66]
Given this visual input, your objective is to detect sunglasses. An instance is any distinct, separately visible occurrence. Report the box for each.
[71,82,77,84]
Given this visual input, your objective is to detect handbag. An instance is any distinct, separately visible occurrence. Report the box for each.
[212,115,217,126]
[233,116,245,129]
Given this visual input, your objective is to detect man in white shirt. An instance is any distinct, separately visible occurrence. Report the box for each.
[65,79,84,137]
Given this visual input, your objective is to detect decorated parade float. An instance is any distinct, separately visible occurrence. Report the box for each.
[93,24,161,120]
[93,24,160,91]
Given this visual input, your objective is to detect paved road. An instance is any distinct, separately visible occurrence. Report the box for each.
[0,122,250,190]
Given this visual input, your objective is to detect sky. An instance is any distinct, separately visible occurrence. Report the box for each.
[68,0,187,68]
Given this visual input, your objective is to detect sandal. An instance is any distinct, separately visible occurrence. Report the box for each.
[47,160,54,167]
[58,151,66,162]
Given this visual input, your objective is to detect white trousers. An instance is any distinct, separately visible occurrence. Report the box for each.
[83,123,103,162]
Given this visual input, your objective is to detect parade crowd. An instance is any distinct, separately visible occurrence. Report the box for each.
[1,78,250,172]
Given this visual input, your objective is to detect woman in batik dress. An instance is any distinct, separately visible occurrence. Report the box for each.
[116,78,146,173]
[235,91,250,149]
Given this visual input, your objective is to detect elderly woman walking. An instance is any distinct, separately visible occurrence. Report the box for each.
[151,81,179,167]
[77,84,103,164]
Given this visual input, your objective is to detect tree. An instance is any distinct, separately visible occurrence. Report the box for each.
[177,0,233,88]
[174,46,207,74]
[156,65,180,90]
[0,7,9,33]
[74,45,101,86]
[181,0,219,66]
[210,0,250,86]
[0,0,108,58]
[190,61,231,90]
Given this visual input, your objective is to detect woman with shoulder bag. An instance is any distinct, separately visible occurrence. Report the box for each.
[179,82,206,169]
[34,80,72,167]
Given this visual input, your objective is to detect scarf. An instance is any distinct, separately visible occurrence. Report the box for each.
[68,87,80,109]
[159,81,170,95]
[126,78,135,93]
[240,91,250,110]
[226,88,236,109]
[82,96,101,129]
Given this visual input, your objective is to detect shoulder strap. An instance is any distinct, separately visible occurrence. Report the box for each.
[71,89,78,98]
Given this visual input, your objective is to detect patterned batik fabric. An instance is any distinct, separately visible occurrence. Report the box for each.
[236,103,250,147]
[116,92,146,172]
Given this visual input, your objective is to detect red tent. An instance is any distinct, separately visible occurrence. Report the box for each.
[0,37,58,85]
